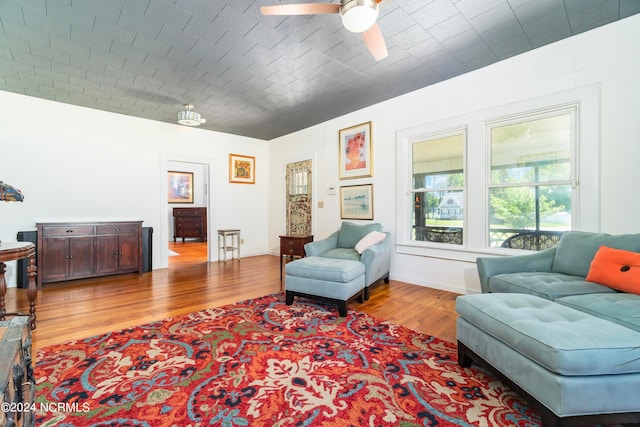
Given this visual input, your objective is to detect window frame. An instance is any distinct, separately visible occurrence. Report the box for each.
[395,84,600,262]
[485,106,577,248]
[409,127,467,246]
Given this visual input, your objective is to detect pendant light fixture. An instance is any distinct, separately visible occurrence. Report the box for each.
[177,104,206,127]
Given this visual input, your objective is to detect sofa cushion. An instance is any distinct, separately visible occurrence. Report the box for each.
[488,272,615,301]
[336,222,382,249]
[586,246,640,294]
[456,293,640,376]
[552,231,640,277]
[557,293,640,333]
[319,248,361,261]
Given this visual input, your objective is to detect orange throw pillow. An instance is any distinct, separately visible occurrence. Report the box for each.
[586,246,640,294]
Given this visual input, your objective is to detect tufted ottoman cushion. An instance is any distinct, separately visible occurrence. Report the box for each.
[285,257,365,316]
[457,293,640,375]
[456,293,640,423]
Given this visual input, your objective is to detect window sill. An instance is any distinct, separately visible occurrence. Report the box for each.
[395,241,533,263]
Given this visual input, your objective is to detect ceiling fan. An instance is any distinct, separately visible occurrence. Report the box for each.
[261,0,388,60]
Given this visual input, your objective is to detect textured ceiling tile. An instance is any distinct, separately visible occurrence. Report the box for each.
[175,0,225,22]
[413,0,460,28]
[456,0,507,19]
[12,50,51,68]
[2,18,50,46]
[23,6,70,38]
[428,14,474,42]
[467,3,518,33]
[0,2,27,23]
[118,2,163,38]
[390,24,432,50]
[565,0,619,32]
[145,1,193,32]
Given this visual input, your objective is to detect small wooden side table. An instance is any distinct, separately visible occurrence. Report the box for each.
[279,234,313,282]
[0,242,37,330]
[217,229,241,262]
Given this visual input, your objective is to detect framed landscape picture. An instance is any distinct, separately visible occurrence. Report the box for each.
[168,171,194,203]
[339,121,372,180]
[229,153,256,184]
[340,184,373,220]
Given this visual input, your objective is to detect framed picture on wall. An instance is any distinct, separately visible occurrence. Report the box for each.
[339,121,372,180]
[340,184,373,220]
[229,153,256,184]
[168,171,194,203]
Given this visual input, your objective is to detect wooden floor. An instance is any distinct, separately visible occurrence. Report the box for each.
[5,241,460,350]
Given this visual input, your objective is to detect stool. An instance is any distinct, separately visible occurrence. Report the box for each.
[456,293,640,426]
[285,257,365,316]
[217,229,240,262]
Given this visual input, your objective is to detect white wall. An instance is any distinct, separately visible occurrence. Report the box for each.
[268,15,640,295]
[0,93,268,286]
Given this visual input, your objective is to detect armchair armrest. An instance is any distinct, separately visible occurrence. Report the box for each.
[476,247,556,293]
[360,232,392,287]
[304,231,339,257]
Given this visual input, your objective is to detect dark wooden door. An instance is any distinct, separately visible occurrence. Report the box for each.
[40,238,69,282]
[69,236,95,278]
[118,234,140,272]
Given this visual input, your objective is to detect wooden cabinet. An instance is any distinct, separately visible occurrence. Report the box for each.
[95,223,142,275]
[37,221,143,286]
[0,317,34,427]
[39,224,95,283]
[173,208,207,242]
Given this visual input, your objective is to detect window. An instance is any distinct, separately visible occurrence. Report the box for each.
[410,130,465,245]
[488,109,575,249]
[396,85,600,260]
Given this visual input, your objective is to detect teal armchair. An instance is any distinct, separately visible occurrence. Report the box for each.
[304,222,391,299]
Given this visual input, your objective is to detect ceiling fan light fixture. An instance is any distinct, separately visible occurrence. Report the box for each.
[177,104,206,126]
[340,0,378,33]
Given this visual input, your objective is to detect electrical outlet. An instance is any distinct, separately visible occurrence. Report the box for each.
[318,201,324,208]
[240,238,244,244]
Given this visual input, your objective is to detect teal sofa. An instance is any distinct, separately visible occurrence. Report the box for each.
[460,231,640,426]
[476,231,640,331]
[304,222,391,300]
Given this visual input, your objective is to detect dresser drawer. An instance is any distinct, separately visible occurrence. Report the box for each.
[173,209,205,217]
[41,225,95,237]
[96,223,140,235]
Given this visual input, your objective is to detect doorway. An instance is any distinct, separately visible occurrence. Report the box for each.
[160,154,216,269]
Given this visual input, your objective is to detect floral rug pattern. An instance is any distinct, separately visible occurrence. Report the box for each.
[35,293,540,426]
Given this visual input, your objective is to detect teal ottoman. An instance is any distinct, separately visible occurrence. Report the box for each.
[456,293,640,426]
[285,256,365,316]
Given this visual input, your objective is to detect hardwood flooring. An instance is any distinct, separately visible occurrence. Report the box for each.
[5,241,460,350]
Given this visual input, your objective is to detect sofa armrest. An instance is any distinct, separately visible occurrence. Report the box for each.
[360,232,392,287]
[476,247,557,293]
[304,231,339,257]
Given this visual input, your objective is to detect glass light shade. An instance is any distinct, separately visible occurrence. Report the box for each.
[177,110,204,126]
[340,0,378,33]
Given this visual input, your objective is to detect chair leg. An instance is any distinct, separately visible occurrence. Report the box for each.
[285,291,294,306]
[337,301,347,317]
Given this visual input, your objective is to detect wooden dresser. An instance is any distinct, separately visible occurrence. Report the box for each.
[173,207,207,242]
[36,221,143,286]
[0,317,34,427]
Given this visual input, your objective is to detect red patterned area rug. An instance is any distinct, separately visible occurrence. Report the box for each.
[35,293,540,426]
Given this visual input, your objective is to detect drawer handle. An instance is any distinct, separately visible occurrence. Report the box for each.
[288,249,295,253]
[115,228,121,232]
[66,230,74,233]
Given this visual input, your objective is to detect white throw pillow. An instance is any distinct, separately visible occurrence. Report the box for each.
[354,231,386,254]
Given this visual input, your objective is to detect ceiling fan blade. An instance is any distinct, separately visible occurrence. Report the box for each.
[362,23,388,60]
[260,3,340,15]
